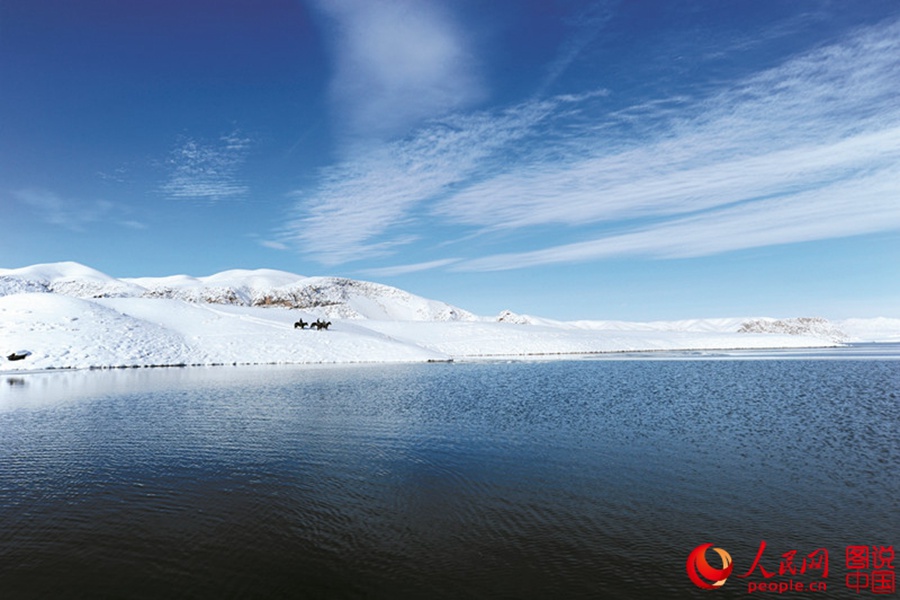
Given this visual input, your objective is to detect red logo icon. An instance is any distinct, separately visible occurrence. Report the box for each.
[687,543,734,590]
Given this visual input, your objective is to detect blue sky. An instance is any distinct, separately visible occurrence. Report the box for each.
[2,0,898,320]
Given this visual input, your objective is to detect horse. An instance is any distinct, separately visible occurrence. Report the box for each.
[311,319,331,330]
[294,319,308,329]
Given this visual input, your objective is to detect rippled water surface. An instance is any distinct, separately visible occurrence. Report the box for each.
[1,346,898,598]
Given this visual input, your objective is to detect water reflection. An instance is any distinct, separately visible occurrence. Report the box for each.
[0,353,898,598]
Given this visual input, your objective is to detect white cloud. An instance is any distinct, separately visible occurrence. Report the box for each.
[456,164,900,271]
[286,15,900,271]
[282,101,559,264]
[259,239,289,251]
[434,18,900,230]
[161,131,251,202]
[315,0,483,139]
[435,125,900,230]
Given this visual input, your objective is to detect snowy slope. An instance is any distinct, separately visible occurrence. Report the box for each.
[0,293,445,370]
[0,294,191,369]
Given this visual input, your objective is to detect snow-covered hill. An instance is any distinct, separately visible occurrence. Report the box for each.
[1,262,475,322]
[1,262,897,371]
[0,262,146,298]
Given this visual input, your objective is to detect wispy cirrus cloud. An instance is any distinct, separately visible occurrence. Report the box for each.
[282,100,565,264]
[457,165,900,270]
[286,15,900,272]
[161,130,251,202]
[436,17,900,230]
[314,0,483,140]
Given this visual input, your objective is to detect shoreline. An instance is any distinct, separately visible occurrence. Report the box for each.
[17,342,900,376]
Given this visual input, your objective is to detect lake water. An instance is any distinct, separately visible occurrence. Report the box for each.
[1,345,898,598]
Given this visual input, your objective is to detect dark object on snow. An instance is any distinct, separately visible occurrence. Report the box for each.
[311,319,331,330]
[7,350,32,361]
[294,319,309,329]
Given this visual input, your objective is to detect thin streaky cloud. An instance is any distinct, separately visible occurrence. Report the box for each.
[456,165,900,271]
[283,100,562,264]
[435,125,900,230]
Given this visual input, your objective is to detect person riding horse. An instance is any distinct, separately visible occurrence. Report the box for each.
[295,319,330,330]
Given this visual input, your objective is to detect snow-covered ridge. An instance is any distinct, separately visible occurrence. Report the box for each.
[0,262,146,298]
[1,262,474,322]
